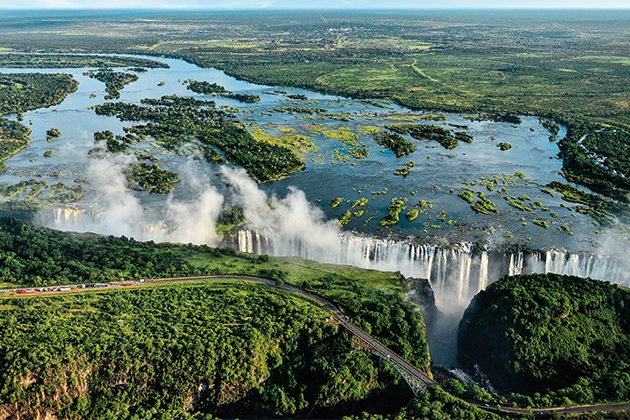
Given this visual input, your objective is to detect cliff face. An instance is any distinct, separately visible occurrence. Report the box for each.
[458,274,630,398]
[402,275,439,327]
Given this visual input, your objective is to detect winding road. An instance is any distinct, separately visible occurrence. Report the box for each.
[2,275,629,417]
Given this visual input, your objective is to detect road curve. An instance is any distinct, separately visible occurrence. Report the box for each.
[2,276,629,416]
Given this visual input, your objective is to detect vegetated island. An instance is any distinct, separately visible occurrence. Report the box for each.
[94,95,304,182]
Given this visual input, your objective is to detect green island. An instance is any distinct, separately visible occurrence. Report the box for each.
[458,273,630,407]
[84,69,139,100]
[387,123,472,150]
[94,96,304,182]
[128,162,180,194]
[185,79,261,103]
[497,142,512,151]
[373,130,416,157]
[380,198,408,226]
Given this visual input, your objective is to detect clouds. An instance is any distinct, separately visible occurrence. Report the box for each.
[0,0,627,9]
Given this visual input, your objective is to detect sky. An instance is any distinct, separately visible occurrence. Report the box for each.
[0,0,628,8]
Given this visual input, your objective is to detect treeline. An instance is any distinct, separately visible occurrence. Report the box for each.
[559,121,629,202]
[185,79,261,103]
[0,218,209,285]
[387,123,472,150]
[0,283,409,418]
[95,95,304,182]
[0,73,78,115]
[459,273,630,405]
[84,69,138,100]
[0,54,168,69]
[0,219,433,417]
[0,119,30,173]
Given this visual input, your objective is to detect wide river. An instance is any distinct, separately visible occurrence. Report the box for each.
[0,54,625,255]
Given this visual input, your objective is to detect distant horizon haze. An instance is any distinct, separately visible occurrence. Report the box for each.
[0,0,629,10]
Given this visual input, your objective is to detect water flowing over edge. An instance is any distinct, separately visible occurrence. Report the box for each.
[230,228,629,311]
[40,207,628,311]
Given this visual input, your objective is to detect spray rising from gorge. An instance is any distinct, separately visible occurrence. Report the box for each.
[41,157,630,312]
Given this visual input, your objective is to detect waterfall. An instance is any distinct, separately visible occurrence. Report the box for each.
[231,228,629,310]
[38,207,628,311]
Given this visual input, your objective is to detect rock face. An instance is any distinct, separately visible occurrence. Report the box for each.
[458,274,630,397]
[402,276,439,327]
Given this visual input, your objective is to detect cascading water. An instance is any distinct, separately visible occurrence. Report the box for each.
[40,207,628,311]
[231,228,629,311]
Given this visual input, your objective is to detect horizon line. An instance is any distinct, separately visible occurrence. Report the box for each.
[1,7,630,11]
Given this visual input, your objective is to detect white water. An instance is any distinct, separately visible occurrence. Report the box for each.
[43,208,628,312]
[234,228,628,311]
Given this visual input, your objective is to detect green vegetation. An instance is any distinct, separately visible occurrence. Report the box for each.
[405,208,419,222]
[84,69,138,100]
[457,187,475,204]
[249,126,315,154]
[559,122,630,201]
[0,282,404,418]
[349,386,500,420]
[393,166,411,177]
[304,124,368,160]
[43,150,54,158]
[380,198,408,226]
[470,192,498,215]
[46,128,61,138]
[531,218,549,228]
[0,180,83,206]
[0,54,168,69]
[0,118,30,169]
[373,130,416,157]
[497,142,512,151]
[329,197,345,208]
[0,219,430,417]
[128,162,180,194]
[465,113,522,124]
[540,118,560,141]
[547,181,629,226]
[94,96,304,182]
[387,123,462,150]
[0,73,78,116]
[459,274,630,403]
[91,130,148,155]
[185,79,260,103]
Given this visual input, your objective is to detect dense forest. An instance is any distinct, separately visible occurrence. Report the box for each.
[84,69,139,100]
[0,54,168,69]
[559,121,630,202]
[0,73,78,116]
[459,273,630,404]
[0,218,430,375]
[0,282,412,418]
[0,218,441,417]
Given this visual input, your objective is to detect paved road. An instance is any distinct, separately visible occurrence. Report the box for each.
[475,401,630,416]
[1,275,436,387]
[2,276,629,416]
